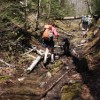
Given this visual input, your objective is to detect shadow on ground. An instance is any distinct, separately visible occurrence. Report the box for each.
[71,54,100,100]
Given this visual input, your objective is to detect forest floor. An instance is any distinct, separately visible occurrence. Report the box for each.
[0,20,100,100]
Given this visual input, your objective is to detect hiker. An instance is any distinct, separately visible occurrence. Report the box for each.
[81,15,92,38]
[42,22,59,64]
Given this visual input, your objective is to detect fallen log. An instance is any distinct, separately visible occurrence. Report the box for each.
[63,16,81,20]
[26,49,51,72]
[54,16,81,20]
[26,56,41,72]
[26,45,62,73]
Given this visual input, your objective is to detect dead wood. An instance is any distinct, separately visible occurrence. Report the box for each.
[55,25,73,37]
[22,48,36,55]
[54,16,81,20]
[83,37,100,56]
[85,0,93,16]
[0,59,14,67]
[37,68,72,100]
[93,27,100,36]
[26,56,42,72]
[85,0,100,21]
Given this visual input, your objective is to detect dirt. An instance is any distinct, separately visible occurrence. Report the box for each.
[0,21,100,100]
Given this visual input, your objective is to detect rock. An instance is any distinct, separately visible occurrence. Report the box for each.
[72,73,81,80]
[80,39,86,43]
[39,82,45,88]
[46,72,52,78]
[55,55,59,60]
[69,80,75,84]
[65,66,69,70]
[18,77,25,82]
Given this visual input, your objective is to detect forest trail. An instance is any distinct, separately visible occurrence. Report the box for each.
[0,22,100,100]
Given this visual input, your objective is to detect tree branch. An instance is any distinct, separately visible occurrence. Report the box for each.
[0,59,14,67]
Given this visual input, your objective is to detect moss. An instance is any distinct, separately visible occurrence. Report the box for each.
[87,31,94,40]
[52,60,62,68]
[50,60,62,73]
[0,76,10,80]
[61,83,82,100]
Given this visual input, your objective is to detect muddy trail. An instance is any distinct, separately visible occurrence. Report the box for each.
[0,26,100,100]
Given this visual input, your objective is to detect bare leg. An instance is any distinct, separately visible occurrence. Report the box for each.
[50,48,54,63]
[51,54,54,63]
[44,48,49,63]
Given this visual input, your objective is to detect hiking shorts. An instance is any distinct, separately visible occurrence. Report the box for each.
[42,37,54,48]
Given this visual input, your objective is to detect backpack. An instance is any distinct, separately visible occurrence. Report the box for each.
[82,16,88,23]
[42,25,53,39]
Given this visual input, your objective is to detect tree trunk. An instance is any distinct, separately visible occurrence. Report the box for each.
[85,0,93,15]
[27,56,41,72]
[35,0,41,30]
[47,1,51,18]
[24,0,28,30]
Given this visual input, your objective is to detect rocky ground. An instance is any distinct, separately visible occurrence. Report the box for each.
[0,20,100,100]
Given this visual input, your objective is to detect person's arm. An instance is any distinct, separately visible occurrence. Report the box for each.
[52,27,59,36]
[52,26,59,44]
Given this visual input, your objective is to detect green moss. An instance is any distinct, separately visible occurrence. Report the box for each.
[61,83,82,100]
[52,60,62,68]
[87,31,94,39]
[0,76,10,80]
[50,60,62,73]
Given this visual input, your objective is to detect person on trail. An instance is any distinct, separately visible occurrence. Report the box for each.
[42,22,59,64]
[81,15,92,38]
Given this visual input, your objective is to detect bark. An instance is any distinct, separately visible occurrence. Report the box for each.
[85,0,93,15]
[48,1,51,18]
[26,56,41,72]
[24,0,28,30]
[35,0,41,30]
[26,48,50,72]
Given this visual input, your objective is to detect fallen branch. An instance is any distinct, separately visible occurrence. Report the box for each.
[26,49,51,72]
[36,49,45,56]
[38,69,71,100]
[26,45,62,73]
[93,27,100,36]
[25,54,36,59]
[76,43,87,47]
[2,69,72,99]
[0,59,14,67]
[22,47,37,55]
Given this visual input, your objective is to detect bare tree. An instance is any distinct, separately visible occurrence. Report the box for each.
[47,0,51,18]
[24,0,28,30]
[35,0,41,30]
